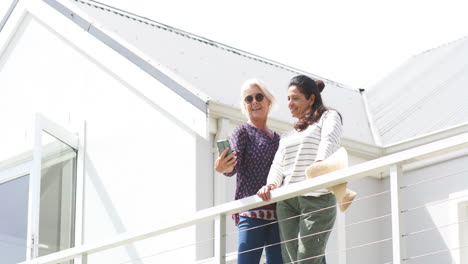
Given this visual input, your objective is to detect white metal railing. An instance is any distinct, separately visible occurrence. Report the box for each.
[18,132,468,264]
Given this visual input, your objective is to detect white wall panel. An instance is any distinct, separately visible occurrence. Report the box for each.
[0,12,208,263]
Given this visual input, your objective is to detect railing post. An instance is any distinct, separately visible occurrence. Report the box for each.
[390,164,405,263]
[336,213,347,264]
[214,214,226,264]
[81,253,88,264]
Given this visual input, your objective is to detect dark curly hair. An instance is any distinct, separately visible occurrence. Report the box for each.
[289,75,341,131]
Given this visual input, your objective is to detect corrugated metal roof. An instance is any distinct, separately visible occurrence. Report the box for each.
[366,36,468,145]
[64,0,375,145]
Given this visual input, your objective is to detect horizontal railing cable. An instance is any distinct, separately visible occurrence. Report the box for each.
[116,237,214,264]
[403,244,468,261]
[19,176,463,264]
[18,133,468,264]
[111,193,392,263]
[65,216,468,264]
[400,169,468,189]
[113,239,468,264]
[239,175,468,262]
[118,182,464,262]
[106,191,391,264]
[238,213,392,256]
[401,193,468,213]
[225,190,391,238]
[288,237,393,264]
[402,219,468,237]
[112,196,392,263]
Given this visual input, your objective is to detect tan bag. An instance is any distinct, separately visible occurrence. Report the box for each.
[305,147,357,212]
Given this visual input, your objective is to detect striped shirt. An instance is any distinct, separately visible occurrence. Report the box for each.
[266,110,343,196]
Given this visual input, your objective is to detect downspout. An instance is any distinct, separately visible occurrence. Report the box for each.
[360,89,383,147]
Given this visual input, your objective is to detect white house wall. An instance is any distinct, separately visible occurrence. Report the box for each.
[381,155,468,263]
[345,176,392,263]
[344,153,468,264]
[0,3,211,263]
[2,1,466,264]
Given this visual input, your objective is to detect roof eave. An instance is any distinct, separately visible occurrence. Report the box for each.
[44,0,209,113]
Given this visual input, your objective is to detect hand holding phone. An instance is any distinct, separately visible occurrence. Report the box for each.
[216,140,233,158]
[215,139,237,174]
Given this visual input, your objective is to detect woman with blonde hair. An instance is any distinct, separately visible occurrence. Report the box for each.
[215,79,282,263]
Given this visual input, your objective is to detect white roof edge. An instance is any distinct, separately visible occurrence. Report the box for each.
[0,0,19,32]
[73,0,356,91]
[43,0,210,113]
[415,35,468,58]
[383,122,468,154]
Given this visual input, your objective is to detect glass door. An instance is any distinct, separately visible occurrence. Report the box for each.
[37,132,77,257]
[28,114,80,262]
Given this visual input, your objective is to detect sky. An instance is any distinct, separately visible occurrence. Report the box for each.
[2,0,468,88]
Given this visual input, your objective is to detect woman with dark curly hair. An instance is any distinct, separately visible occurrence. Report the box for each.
[257,75,344,264]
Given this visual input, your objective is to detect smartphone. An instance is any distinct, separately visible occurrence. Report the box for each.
[216,139,233,158]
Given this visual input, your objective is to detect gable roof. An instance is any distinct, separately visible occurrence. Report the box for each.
[5,0,466,152]
[366,36,468,146]
[57,0,375,145]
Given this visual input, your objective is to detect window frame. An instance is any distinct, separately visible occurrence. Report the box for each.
[26,113,85,261]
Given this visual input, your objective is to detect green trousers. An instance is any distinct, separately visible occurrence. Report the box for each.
[277,194,337,264]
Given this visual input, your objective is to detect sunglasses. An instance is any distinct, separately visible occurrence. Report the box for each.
[244,93,265,104]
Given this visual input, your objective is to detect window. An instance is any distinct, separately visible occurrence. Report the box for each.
[0,113,83,263]
[37,132,77,258]
[0,174,29,264]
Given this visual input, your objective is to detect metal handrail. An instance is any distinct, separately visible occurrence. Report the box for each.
[19,132,468,264]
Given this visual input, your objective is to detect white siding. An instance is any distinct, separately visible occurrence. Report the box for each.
[384,155,468,263]
[0,11,209,263]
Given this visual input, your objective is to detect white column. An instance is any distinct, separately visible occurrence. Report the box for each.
[214,214,226,264]
[76,253,88,264]
[337,212,347,264]
[390,164,405,264]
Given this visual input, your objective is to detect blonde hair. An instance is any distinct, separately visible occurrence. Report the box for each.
[239,78,276,115]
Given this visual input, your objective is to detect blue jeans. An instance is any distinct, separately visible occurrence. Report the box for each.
[237,216,282,264]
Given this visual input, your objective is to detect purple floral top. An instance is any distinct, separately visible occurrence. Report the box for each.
[224,123,280,223]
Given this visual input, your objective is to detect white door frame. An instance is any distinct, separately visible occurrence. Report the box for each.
[27,113,84,261]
